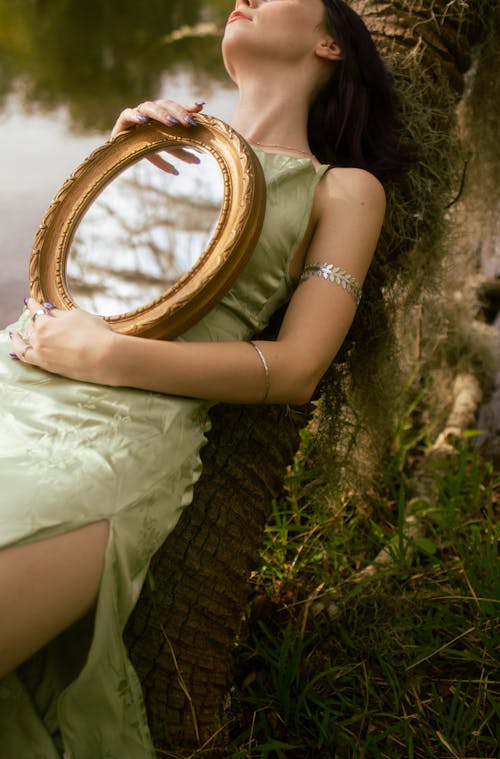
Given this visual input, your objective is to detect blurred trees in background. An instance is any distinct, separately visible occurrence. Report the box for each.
[0,0,233,130]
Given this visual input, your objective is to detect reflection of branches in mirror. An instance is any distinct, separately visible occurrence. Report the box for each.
[66,149,224,316]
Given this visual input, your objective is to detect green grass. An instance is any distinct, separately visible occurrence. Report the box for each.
[227,416,499,758]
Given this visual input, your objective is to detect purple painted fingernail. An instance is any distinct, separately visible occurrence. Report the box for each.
[137,114,148,123]
[8,332,13,339]
[9,353,19,360]
[186,116,197,126]
[43,302,55,311]
[167,116,180,125]
[23,297,29,306]
[195,101,206,106]
[171,168,179,176]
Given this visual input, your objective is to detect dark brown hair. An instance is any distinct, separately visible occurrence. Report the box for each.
[309,0,408,178]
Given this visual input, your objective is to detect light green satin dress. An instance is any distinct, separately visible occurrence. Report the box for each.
[0,151,330,758]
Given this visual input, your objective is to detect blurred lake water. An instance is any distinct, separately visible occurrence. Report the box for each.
[0,0,236,324]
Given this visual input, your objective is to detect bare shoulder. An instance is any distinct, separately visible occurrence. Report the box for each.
[316,166,386,218]
[305,166,386,277]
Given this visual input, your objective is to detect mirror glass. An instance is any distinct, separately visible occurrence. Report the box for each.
[65,146,224,316]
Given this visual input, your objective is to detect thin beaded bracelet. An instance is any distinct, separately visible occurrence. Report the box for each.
[249,341,270,403]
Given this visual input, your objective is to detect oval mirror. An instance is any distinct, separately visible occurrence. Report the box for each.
[66,148,224,318]
[29,115,266,338]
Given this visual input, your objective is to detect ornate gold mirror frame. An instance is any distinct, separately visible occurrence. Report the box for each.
[29,115,266,339]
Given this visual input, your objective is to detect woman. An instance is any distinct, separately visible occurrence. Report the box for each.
[0,1,404,756]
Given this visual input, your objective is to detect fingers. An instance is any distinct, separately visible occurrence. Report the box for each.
[25,297,58,320]
[8,298,57,364]
[111,99,205,173]
[146,153,179,175]
[9,331,35,364]
[110,107,149,138]
[110,99,205,139]
[166,146,202,165]
[135,99,205,127]
[7,298,115,383]
[146,147,202,175]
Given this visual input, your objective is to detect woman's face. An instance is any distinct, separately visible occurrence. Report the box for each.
[222,0,331,79]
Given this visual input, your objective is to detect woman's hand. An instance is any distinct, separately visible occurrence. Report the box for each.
[110,98,205,138]
[9,299,117,386]
[111,99,206,175]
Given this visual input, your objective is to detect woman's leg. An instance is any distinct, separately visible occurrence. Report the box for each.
[0,520,109,678]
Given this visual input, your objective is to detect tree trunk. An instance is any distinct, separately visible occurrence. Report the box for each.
[125,1,495,755]
[126,397,312,755]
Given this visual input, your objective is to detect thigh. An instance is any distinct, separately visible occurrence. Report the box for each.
[0,520,109,678]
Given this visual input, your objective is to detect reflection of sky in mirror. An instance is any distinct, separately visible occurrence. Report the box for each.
[66,149,224,316]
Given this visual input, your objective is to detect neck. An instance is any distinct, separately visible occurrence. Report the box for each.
[229,70,314,156]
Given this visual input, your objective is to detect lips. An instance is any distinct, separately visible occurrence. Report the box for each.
[227,11,251,24]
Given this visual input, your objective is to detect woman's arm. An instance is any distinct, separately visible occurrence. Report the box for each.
[12,167,385,405]
[104,166,385,404]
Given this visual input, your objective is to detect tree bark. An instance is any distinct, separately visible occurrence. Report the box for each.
[125,1,495,755]
[125,398,312,755]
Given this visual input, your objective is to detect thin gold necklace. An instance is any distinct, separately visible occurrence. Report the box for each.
[251,140,313,157]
